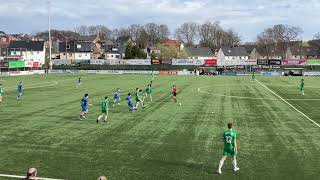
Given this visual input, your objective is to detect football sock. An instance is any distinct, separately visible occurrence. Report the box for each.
[218,159,224,171]
[232,159,238,169]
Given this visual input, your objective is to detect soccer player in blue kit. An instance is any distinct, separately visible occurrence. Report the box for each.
[17,82,23,100]
[80,93,89,120]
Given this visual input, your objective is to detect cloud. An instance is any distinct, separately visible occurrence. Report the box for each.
[0,0,319,41]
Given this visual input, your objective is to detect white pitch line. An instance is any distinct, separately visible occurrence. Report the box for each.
[197,86,320,101]
[0,173,64,180]
[197,87,280,101]
[3,78,77,91]
[256,79,320,128]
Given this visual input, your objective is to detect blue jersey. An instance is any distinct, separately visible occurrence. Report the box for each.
[81,97,88,107]
[18,84,23,93]
[114,90,120,99]
[126,96,133,106]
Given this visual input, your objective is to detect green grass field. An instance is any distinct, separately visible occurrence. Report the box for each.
[0,74,319,180]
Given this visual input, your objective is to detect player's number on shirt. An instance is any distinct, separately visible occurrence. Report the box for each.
[225,136,232,143]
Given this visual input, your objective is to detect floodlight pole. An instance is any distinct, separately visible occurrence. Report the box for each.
[48,0,52,70]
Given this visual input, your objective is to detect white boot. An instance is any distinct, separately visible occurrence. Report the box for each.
[233,159,240,172]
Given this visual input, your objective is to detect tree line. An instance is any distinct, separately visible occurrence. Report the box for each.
[33,23,320,53]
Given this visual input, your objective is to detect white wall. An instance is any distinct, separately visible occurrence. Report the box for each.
[75,52,91,60]
[217,49,251,66]
[10,50,45,67]
[189,56,212,60]
[105,53,121,60]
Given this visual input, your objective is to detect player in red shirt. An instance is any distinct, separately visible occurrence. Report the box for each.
[172,85,177,102]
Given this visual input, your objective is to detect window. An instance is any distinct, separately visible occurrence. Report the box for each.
[66,45,70,49]
[63,53,66,55]
[116,55,120,58]
[111,55,114,58]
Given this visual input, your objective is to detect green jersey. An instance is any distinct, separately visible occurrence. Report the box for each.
[146,86,152,94]
[0,88,3,96]
[223,129,237,149]
[101,99,108,112]
[300,81,304,88]
[252,73,255,80]
[136,90,142,101]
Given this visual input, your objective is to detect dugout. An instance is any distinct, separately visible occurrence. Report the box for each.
[198,66,217,75]
[283,68,303,76]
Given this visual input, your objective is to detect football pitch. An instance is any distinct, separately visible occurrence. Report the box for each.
[0,74,319,180]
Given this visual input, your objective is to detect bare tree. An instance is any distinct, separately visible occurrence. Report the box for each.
[75,25,112,38]
[136,28,149,48]
[256,24,303,57]
[74,25,89,36]
[145,23,160,47]
[314,32,320,40]
[95,25,112,39]
[158,24,170,42]
[128,24,143,41]
[257,24,303,44]
[224,29,241,47]
[198,21,223,51]
[175,22,198,46]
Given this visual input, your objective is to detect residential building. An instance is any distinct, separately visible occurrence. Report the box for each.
[165,39,184,51]
[59,41,92,62]
[7,41,45,67]
[185,47,213,60]
[240,44,260,59]
[104,45,126,60]
[217,46,249,66]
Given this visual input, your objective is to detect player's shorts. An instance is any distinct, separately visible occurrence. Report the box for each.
[114,95,120,100]
[146,93,152,96]
[128,102,134,107]
[223,147,236,157]
[102,108,108,113]
[136,98,142,102]
[82,106,88,112]
[173,92,177,97]
[300,87,304,91]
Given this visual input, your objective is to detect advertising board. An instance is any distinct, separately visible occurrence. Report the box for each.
[9,61,25,68]
[282,59,307,65]
[172,59,204,66]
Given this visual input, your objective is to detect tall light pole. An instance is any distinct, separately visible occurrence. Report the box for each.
[48,0,52,70]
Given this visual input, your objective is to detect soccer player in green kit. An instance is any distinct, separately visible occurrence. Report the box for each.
[151,70,155,80]
[0,84,3,104]
[135,88,144,110]
[96,96,109,123]
[217,123,239,174]
[252,72,255,81]
[300,79,305,95]
[145,84,153,102]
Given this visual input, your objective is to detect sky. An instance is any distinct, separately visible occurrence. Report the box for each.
[0,0,320,42]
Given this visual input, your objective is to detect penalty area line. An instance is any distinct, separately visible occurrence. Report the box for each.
[0,173,64,180]
[256,79,320,128]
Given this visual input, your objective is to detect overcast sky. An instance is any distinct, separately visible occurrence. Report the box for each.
[0,0,320,42]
